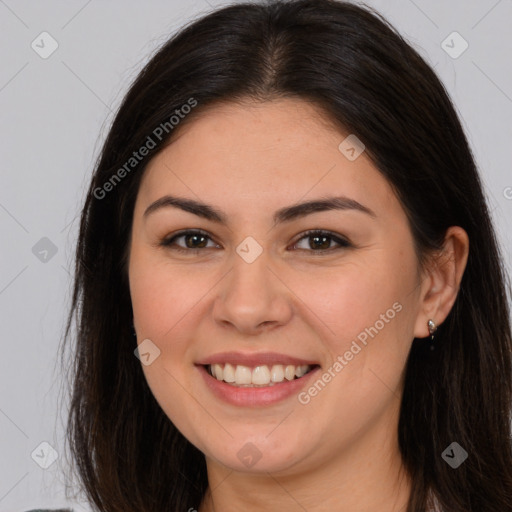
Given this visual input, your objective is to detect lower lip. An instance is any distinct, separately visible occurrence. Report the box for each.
[196,364,321,407]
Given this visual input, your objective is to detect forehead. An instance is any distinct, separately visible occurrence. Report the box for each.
[136,98,401,223]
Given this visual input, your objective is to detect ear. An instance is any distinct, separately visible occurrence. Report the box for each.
[413,226,469,338]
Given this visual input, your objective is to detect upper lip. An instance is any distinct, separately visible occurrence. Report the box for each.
[196,351,319,368]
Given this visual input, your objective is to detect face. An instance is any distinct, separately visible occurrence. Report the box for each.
[128,98,425,477]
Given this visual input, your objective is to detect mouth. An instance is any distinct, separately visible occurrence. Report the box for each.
[196,361,322,407]
[195,351,321,406]
[204,362,319,387]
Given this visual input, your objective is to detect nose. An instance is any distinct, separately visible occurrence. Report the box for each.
[212,252,293,335]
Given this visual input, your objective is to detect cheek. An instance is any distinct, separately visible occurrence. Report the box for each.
[296,262,414,435]
[307,255,413,343]
[305,251,417,408]
[129,253,217,402]
[129,254,206,436]
[129,249,211,336]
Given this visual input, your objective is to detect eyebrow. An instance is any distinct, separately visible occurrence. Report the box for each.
[143,194,376,224]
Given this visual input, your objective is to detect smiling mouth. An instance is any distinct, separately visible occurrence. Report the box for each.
[204,363,319,387]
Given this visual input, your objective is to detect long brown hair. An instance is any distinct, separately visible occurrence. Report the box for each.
[62,1,512,510]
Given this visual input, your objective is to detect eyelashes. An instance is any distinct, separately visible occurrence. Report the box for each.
[159,229,352,255]
[292,229,352,252]
[159,229,216,252]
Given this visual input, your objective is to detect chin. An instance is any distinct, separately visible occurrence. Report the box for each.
[200,433,310,474]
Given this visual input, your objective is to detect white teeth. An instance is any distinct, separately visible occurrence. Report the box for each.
[284,365,296,380]
[295,365,309,378]
[223,363,236,383]
[252,365,271,385]
[207,363,313,386]
[213,363,223,381]
[270,364,284,382]
[234,365,252,385]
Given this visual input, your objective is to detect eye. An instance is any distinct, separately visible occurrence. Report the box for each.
[290,230,352,253]
[160,230,219,253]
[159,229,352,254]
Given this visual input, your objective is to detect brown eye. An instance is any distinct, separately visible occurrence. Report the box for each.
[160,230,218,252]
[292,230,351,252]
[159,229,351,255]
[182,233,208,249]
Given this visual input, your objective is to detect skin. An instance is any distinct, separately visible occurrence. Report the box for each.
[128,98,469,512]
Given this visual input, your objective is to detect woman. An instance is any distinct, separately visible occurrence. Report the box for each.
[61,0,512,511]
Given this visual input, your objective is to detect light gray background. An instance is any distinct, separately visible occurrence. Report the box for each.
[0,0,511,510]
